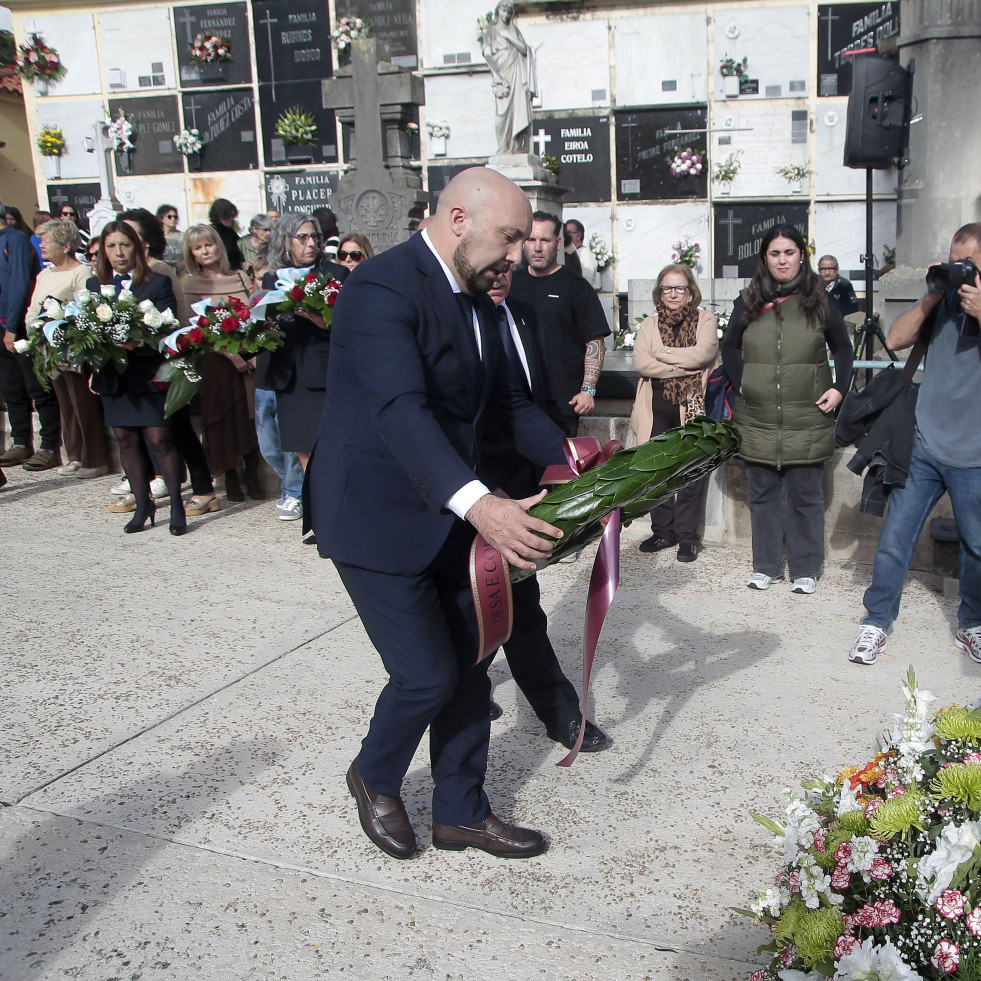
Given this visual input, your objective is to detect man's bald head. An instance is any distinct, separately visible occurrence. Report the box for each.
[428,167,532,296]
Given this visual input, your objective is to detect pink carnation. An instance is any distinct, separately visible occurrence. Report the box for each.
[831,864,851,890]
[966,907,981,937]
[936,890,967,920]
[887,785,908,799]
[750,972,767,981]
[787,870,801,892]
[931,939,960,974]
[868,857,893,881]
[779,946,796,967]
[812,828,827,852]
[864,797,883,818]
[833,932,858,959]
[853,904,881,928]
[873,900,902,925]
[963,751,981,765]
[833,842,852,864]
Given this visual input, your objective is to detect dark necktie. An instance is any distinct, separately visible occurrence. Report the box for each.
[496,305,521,368]
[113,273,128,295]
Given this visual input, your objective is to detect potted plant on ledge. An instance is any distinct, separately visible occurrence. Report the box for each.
[16,32,67,97]
[37,124,66,179]
[774,162,810,194]
[276,106,317,164]
[712,151,742,195]
[719,55,748,98]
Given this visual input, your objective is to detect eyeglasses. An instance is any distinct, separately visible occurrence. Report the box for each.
[292,233,323,244]
[818,266,838,272]
[337,249,364,262]
[660,285,690,295]
[164,213,177,220]
[61,210,77,218]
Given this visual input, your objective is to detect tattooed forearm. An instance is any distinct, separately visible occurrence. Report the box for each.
[583,339,605,386]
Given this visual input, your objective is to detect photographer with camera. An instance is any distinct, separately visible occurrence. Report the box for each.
[848,223,981,666]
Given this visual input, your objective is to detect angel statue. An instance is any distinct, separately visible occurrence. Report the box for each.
[481,1,539,156]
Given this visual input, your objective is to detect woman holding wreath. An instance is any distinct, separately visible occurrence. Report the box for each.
[721,223,853,594]
[630,262,718,562]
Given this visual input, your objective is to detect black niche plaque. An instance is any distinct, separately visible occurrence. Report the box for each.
[253,0,333,97]
[182,88,258,171]
[174,3,253,88]
[817,2,900,97]
[258,79,338,167]
[345,0,418,68]
[47,183,100,230]
[112,96,182,177]
[713,203,809,279]
[529,115,611,204]
[615,107,708,202]
[265,171,339,214]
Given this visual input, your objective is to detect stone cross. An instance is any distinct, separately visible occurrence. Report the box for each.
[322,38,427,252]
[84,119,122,236]
[531,128,551,157]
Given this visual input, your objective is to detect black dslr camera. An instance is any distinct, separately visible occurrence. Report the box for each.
[926,256,979,293]
[925,257,980,337]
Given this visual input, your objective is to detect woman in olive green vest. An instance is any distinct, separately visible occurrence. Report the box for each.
[721,224,853,594]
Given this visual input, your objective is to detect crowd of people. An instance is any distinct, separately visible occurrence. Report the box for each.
[0,198,367,533]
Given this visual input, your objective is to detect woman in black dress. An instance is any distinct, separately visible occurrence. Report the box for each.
[260,212,347,470]
[88,221,187,536]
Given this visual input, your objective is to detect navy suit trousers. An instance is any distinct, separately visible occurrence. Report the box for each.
[333,521,492,827]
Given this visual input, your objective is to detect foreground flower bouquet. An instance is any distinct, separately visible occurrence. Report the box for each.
[22,288,177,386]
[742,667,981,980]
[250,267,343,324]
[514,417,740,580]
[155,296,284,417]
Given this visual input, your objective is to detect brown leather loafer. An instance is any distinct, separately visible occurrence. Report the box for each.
[345,761,416,859]
[432,815,548,858]
[0,446,32,466]
[22,449,61,471]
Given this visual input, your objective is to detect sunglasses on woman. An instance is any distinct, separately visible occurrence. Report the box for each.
[337,249,364,263]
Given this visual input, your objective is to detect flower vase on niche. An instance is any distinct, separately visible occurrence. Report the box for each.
[791,180,803,194]
[430,135,447,158]
[118,149,132,175]
[188,151,203,172]
[199,62,225,84]
[285,143,314,164]
[724,75,739,98]
[52,155,61,179]
[717,180,732,196]
[35,78,49,97]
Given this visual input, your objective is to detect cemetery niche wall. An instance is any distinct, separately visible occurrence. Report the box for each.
[529,115,612,204]
[817,2,900,97]
[174,2,252,88]
[615,107,708,201]
[112,95,183,177]
[713,202,809,278]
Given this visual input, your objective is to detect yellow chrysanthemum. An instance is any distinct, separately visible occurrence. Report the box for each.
[932,763,981,812]
[870,790,927,839]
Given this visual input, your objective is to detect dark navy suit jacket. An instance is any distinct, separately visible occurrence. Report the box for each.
[308,232,565,576]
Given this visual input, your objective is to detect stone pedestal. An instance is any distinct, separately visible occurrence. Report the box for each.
[878,0,981,332]
[486,153,568,216]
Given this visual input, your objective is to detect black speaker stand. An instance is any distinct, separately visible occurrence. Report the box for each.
[850,168,897,389]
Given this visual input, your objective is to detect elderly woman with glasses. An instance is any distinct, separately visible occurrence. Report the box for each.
[258,212,348,469]
[335,233,374,272]
[630,262,719,562]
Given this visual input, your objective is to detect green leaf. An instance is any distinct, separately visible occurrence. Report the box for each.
[163,373,200,418]
[749,811,785,836]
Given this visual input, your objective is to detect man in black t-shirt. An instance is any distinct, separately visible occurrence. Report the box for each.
[509,211,610,436]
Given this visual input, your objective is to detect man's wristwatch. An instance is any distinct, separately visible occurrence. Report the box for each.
[581,385,597,397]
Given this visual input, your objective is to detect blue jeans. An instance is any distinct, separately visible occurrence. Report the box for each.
[254,388,303,499]
[863,440,981,631]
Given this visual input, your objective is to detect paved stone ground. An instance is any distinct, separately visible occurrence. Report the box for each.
[2,463,978,980]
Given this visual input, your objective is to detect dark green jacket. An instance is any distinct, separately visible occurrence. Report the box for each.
[732,289,835,468]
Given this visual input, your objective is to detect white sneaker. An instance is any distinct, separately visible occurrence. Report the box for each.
[792,577,817,594]
[57,460,81,475]
[110,477,131,495]
[849,625,887,665]
[150,477,168,500]
[747,573,782,590]
[955,626,981,665]
[279,495,302,520]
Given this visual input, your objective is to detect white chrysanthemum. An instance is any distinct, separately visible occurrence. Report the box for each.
[833,937,924,980]
[95,303,113,322]
[100,284,115,297]
[916,818,981,904]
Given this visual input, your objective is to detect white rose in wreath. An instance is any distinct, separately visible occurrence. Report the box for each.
[142,308,163,329]
[118,288,135,302]
[96,303,114,322]
[100,284,115,297]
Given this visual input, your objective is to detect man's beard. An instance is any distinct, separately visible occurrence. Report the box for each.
[454,236,510,296]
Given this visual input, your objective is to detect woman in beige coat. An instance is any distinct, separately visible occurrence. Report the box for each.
[630,262,718,561]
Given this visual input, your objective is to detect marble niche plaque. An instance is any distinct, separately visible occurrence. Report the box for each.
[98,8,176,92]
[258,79,338,167]
[112,95,183,177]
[182,89,258,171]
[817,2,901,97]
[265,172,339,214]
[47,183,101,225]
[174,3,253,88]
[529,115,611,204]
[253,0,333,95]
[615,107,708,202]
[427,163,470,214]
[713,202,809,279]
[344,0,418,68]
